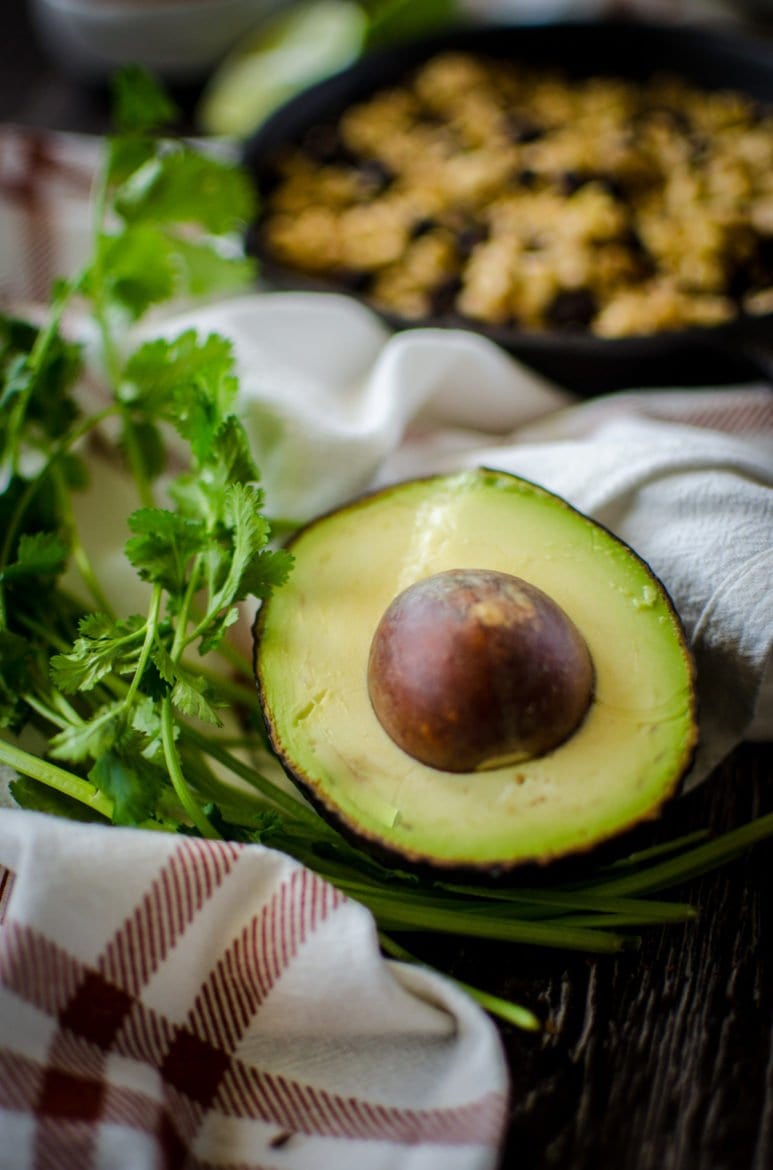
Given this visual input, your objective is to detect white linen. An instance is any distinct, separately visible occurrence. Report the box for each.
[0,807,508,1170]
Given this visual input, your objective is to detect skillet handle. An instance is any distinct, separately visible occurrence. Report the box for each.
[733,316,773,384]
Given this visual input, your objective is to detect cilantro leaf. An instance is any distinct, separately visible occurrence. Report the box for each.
[1,532,69,583]
[197,606,240,657]
[0,71,295,854]
[365,0,458,49]
[0,630,34,730]
[210,483,272,608]
[152,641,223,725]
[122,331,238,429]
[171,239,256,299]
[125,508,206,592]
[240,546,294,602]
[106,135,158,187]
[89,746,164,825]
[131,694,165,762]
[128,420,167,482]
[208,416,260,486]
[110,66,178,135]
[0,313,81,445]
[90,227,176,319]
[50,700,127,763]
[114,150,257,234]
[51,614,146,693]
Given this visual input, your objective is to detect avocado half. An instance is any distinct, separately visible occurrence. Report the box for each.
[254,469,697,873]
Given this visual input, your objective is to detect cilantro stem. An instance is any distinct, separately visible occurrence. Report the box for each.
[180,723,331,827]
[378,933,542,1032]
[586,814,773,897]
[52,692,87,726]
[124,584,162,707]
[442,884,696,922]
[88,160,155,511]
[0,402,118,581]
[0,735,113,819]
[451,978,543,1032]
[23,694,74,731]
[342,887,633,952]
[6,281,73,477]
[172,556,204,659]
[595,829,710,872]
[160,697,220,839]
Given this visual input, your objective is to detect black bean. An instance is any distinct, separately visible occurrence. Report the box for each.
[356,159,394,193]
[726,234,773,300]
[616,229,657,277]
[636,104,693,136]
[560,170,624,199]
[506,114,546,144]
[546,288,598,330]
[456,224,488,256]
[756,235,773,281]
[300,123,356,166]
[514,167,538,189]
[333,267,372,293]
[429,275,463,316]
[410,216,438,239]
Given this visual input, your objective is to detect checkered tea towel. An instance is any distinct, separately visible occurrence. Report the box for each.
[0,809,508,1170]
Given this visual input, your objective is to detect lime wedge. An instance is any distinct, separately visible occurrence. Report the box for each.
[198,0,367,138]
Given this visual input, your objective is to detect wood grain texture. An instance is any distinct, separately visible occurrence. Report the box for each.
[435,743,773,1170]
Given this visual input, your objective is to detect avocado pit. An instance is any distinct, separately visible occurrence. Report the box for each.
[367,568,594,773]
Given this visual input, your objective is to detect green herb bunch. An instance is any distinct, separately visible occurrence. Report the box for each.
[0,70,291,841]
[1,71,771,1032]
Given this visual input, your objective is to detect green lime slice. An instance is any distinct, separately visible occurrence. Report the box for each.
[198,0,367,138]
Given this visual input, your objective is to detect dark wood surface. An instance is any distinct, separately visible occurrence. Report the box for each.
[468,743,772,1170]
[3,4,772,1168]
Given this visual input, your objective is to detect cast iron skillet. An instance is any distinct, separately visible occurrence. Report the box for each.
[242,20,773,396]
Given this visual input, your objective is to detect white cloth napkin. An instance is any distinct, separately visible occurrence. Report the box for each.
[0,808,508,1170]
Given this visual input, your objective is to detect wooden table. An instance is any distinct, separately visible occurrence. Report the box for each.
[3,4,772,1166]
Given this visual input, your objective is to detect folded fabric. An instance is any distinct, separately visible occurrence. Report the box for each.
[0,807,508,1170]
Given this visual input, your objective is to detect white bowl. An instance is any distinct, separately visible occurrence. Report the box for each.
[31,0,292,82]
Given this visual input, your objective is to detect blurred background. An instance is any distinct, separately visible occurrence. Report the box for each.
[2,0,772,138]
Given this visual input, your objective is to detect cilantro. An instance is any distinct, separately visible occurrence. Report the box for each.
[0,629,34,730]
[114,150,256,234]
[51,614,146,693]
[1,532,69,584]
[363,0,460,50]
[110,65,178,135]
[9,775,108,824]
[89,226,176,320]
[89,748,165,826]
[125,510,206,593]
[0,68,280,840]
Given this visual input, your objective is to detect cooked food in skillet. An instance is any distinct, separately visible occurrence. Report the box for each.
[257,51,773,337]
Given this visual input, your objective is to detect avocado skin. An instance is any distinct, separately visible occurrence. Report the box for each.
[253,469,698,875]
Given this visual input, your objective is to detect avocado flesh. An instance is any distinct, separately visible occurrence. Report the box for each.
[255,469,697,871]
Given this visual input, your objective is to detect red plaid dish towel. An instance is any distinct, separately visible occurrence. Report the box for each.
[0,809,508,1170]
